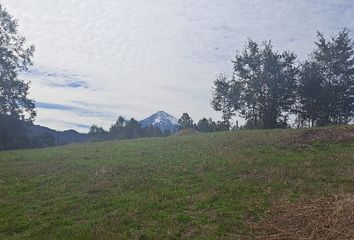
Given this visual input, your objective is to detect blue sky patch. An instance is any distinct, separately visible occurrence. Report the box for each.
[26,68,90,89]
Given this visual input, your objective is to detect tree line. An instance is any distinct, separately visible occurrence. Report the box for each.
[88,113,231,141]
[177,113,231,132]
[88,116,171,141]
[212,29,354,129]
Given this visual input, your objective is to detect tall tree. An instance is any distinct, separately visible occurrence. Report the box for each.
[197,118,210,132]
[212,39,298,129]
[143,125,162,138]
[211,74,240,126]
[208,118,217,132]
[296,61,324,127]
[310,29,354,125]
[178,113,194,130]
[88,125,106,136]
[0,4,35,121]
[125,118,141,139]
[109,116,126,139]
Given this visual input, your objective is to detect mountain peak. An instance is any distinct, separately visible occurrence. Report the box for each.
[140,111,179,132]
[156,111,168,115]
[153,111,175,118]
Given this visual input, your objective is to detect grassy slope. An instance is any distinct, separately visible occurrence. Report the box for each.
[0,127,353,239]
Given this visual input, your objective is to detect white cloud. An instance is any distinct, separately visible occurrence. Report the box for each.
[2,0,354,131]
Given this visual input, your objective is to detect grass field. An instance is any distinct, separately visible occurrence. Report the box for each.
[0,127,354,239]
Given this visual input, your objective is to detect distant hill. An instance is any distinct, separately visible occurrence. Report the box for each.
[140,111,179,133]
[0,114,89,150]
[26,123,89,145]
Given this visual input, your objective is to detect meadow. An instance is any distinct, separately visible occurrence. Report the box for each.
[0,126,353,239]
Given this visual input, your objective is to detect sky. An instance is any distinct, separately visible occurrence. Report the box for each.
[2,0,354,132]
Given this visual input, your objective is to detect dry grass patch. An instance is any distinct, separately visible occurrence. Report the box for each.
[290,126,354,145]
[250,194,354,240]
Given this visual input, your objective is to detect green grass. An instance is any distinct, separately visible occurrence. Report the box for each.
[0,128,353,239]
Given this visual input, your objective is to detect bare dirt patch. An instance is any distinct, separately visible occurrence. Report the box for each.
[250,194,354,240]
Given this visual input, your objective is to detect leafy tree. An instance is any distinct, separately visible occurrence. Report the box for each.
[296,29,354,127]
[196,118,222,132]
[110,116,126,130]
[211,74,240,125]
[197,118,210,132]
[90,116,171,141]
[178,113,194,130]
[208,118,217,132]
[109,116,126,139]
[212,39,298,129]
[89,125,106,136]
[0,4,36,121]
[309,29,354,125]
[216,121,230,131]
[143,125,162,138]
[296,61,324,127]
[125,118,141,139]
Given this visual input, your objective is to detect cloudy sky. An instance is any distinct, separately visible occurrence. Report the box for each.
[2,0,354,132]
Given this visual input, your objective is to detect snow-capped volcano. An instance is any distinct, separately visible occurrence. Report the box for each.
[140,111,179,133]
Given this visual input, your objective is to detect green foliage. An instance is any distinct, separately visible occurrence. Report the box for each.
[145,125,163,137]
[109,116,126,139]
[212,29,354,129]
[297,29,354,126]
[233,40,298,128]
[90,116,166,141]
[89,125,107,137]
[196,117,231,132]
[296,61,324,127]
[0,4,35,122]
[211,74,239,125]
[197,118,210,132]
[178,113,194,130]
[212,40,298,129]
